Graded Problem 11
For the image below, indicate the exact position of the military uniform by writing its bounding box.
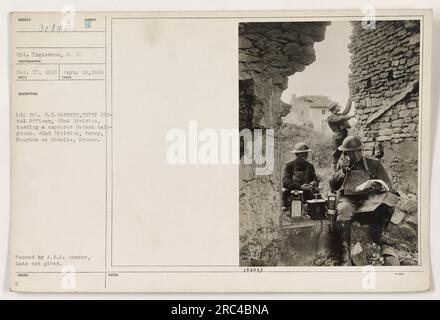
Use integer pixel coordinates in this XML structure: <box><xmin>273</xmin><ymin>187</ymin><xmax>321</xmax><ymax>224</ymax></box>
<box><xmin>329</xmin><ymin>136</ymin><xmax>396</xmax><ymax>266</ymax></box>
<box><xmin>282</xmin><ymin>157</ymin><xmax>319</xmax><ymax>208</ymax></box>
<box><xmin>330</xmin><ymin>155</ymin><xmax>393</xmax><ymax>221</ymax></box>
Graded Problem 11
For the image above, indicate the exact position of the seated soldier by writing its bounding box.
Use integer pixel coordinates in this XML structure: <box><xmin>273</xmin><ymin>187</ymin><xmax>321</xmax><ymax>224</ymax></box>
<box><xmin>329</xmin><ymin>136</ymin><xmax>395</xmax><ymax>266</ymax></box>
<box><xmin>282</xmin><ymin>142</ymin><xmax>320</xmax><ymax>212</ymax></box>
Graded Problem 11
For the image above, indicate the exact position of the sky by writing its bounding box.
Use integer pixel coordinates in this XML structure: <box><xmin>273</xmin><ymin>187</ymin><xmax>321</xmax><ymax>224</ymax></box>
<box><xmin>281</xmin><ymin>21</ymin><xmax>352</xmax><ymax>106</ymax></box>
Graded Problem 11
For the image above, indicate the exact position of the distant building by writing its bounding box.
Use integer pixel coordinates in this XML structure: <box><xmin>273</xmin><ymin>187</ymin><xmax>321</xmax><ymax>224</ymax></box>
<box><xmin>284</xmin><ymin>95</ymin><xmax>334</xmax><ymax>135</ymax></box>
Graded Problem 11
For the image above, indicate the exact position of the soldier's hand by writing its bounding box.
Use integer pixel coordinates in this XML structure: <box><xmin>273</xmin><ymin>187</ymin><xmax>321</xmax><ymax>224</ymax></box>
<box><xmin>340</xmin><ymin>158</ymin><xmax>351</xmax><ymax>173</ymax></box>
<box><xmin>368</xmin><ymin>181</ymin><xmax>384</xmax><ymax>193</ymax></box>
<box><xmin>301</xmin><ymin>184</ymin><xmax>311</xmax><ymax>190</ymax></box>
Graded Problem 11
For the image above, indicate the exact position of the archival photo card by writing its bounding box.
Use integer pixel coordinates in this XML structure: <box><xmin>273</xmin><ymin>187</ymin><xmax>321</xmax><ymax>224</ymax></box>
<box><xmin>10</xmin><ymin>10</ymin><xmax>432</xmax><ymax>292</ymax></box>
<box><xmin>239</xmin><ymin>19</ymin><xmax>422</xmax><ymax>268</ymax></box>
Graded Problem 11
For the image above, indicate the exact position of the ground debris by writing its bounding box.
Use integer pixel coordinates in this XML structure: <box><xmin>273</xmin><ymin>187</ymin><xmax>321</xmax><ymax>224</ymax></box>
<box><xmin>350</xmin><ymin>218</ymin><xmax>418</xmax><ymax>266</ymax></box>
<box><xmin>391</xmin><ymin>209</ymin><xmax>406</xmax><ymax>225</ymax></box>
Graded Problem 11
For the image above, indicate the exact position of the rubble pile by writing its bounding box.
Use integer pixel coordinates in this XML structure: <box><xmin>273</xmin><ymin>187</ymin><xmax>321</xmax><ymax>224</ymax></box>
<box><xmin>350</xmin><ymin>194</ymin><xmax>418</xmax><ymax>266</ymax></box>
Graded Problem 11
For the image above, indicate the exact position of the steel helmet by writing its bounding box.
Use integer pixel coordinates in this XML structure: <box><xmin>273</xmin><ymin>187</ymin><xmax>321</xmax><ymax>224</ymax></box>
<box><xmin>327</xmin><ymin>101</ymin><xmax>339</xmax><ymax>112</ymax></box>
<box><xmin>291</xmin><ymin>142</ymin><xmax>312</xmax><ymax>154</ymax></box>
<box><xmin>338</xmin><ymin>136</ymin><xmax>362</xmax><ymax>151</ymax></box>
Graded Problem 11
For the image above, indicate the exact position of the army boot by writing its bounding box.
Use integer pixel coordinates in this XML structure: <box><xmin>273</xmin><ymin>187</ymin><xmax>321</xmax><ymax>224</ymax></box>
<box><xmin>376</xmin><ymin>207</ymin><xmax>395</xmax><ymax>246</ymax></box>
<box><xmin>336</xmin><ymin>222</ymin><xmax>352</xmax><ymax>266</ymax></box>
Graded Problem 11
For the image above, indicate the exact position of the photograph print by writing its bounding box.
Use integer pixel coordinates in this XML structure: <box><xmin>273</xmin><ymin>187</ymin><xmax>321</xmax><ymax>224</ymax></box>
<box><xmin>239</xmin><ymin>19</ymin><xmax>420</xmax><ymax>267</ymax></box>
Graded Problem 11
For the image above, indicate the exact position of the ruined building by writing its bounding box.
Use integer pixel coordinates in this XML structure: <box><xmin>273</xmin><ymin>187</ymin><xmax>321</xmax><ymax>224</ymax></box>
<box><xmin>349</xmin><ymin>20</ymin><xmax>420</xmax><ymax>196</ymax></box>
<box><xmin>344</xmin><ymin>21</ymin><xmax>421</xmax><ymax>266</ymax></box>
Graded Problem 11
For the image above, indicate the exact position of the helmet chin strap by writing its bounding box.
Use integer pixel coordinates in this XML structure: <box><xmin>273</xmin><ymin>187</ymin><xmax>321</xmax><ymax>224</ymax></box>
<box><xmin>354</xmin><ymin>150</ymin><xmax>363</xmax><ymax>162</ymax></box>
<box><xmin>296</xmin><ymin>152</ymin><xmax>307</xmax><ymax>160</ymax></box>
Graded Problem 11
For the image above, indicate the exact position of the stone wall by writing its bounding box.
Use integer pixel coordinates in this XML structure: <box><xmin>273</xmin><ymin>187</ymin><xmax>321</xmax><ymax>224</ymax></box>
<box><xmin>349</xmin><ymin>20</ymin><xmax>420</xmax><ymax>195</ymax></box>
<box><xmin>239</xmin><ymin>22</ymin><xmax>329</xmax><ymax>130</ymax></box>
<box><xmin>238</xmin><ymin>22</ymin><xmax>329</xmax><ymax>265</ymax></box>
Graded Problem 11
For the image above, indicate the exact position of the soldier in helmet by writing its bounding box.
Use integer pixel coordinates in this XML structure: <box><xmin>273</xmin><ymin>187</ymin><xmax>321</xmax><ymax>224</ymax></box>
<box><xmin>282</xmin><ymin>142</ymin><xmax>320</xmax><ymax>212</ymax></box>
<box><xmin>327</xmin><ymin>97</ymin><xmax>356</xmax><ymax>171</ymax></box>
<box><xmin>329</xmin><ymin>136</ymin><xmax>394</xmax><ymax>266</ymax></box>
